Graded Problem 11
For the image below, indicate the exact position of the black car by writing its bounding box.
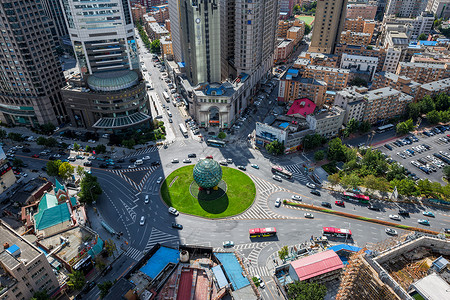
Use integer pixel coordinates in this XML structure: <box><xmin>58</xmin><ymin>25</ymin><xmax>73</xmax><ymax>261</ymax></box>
<box><xmin>129</xmin><ymin>158</ymin><xmax>137</xmax><ymax>163</ymax></box>
<box><xmin>22</xmin><ymin>148</ymin><xmax>31</xmax><ymax>153</ymax></box>
<box><xmin>398</xmin><ymin>210</ymin><xmax>409</xmax><ymax>216</ymax></box>
<box><xmin>99</xmin><ymin>163</ymin><xmax>108</xmax><ymax>168</ymax></box>
<box><xmin>321</xmin><ymin>201</ymin><xmax>331</xmax><ymax>208</ymax></box>
<box><xmin>31</xmin><ymin>169</ymin><xmax>39</xmax><ymax>173</ymax></box>
<box><xmin>83</xmin><ymin>161</ymin><xmax>92</xmax><ymax>166</ymax></box>
<box><xmin>384</xmin><ymin>144</ymin><xmax>393</xmax><ymax>150</ymax></box>
<box><xmin>85</xmin><ymin>281</ymin><xmax>96</xmax><ymax>292</ymax></box>
<box><xmin>172</xmin><ymin>223</ymin><xmax>183</xmax><ymax>230</ymax></box>
<box><xmin>41</xmin><ymin>166</ymin><xmax>47</xmax><ymax>171</ymax></box>
<box><xmin>310</xmin><ymin>190</ymin><xmax>321</xmax><ymax>196</ymax></box>
<box><xmin>188</xmin><ymin>153</ymin><xmax>197</xmax><ymax>158</ymax></box>
<box><xmin>368</xmin><ymin>205</ymin><xmax>381</xmax><ymax>211</ymax></box>
<box><xmin>151</xmin><ymin>161</ymin><xmax>161</xmax><ymax>166</ymax></box>
<box><xmin>113</xmin><ymin>165</ymin><xmax>122</xmax><ymax>169</ymax></box>
<box><xmin>117</xmin><ymin>158</ymin><xmax>124</xmax><ymax>163</ymax></box>
<box><xmin>48</xmin><ymin>156</ymin><xmax>56</xmax><ymax>161</ymax></box>
<box><xmin>59</xmin><ymin>151</ymin><xmax>66</xmax><ymax>156</ymax></box>
<box><xmin>238</xmin><ymin>165</ymin><xmax>246</xmax><ymax>171</ymax></box>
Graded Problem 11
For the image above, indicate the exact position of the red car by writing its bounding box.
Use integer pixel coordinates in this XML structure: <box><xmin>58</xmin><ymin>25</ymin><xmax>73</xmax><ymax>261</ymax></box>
<box><xmin>206</xmin><ymin>155</ymin><xmax>213</xmax><ymax>159</ymax></box>
<box><xmin>31</xmin><ymin>154</ymin><xmax>39</xmax><ymax>158</ymax></box>
<box><xmin>335</xmin><ymin>200</ymin><xmax>345</xmax><ymax>207</ymax></box>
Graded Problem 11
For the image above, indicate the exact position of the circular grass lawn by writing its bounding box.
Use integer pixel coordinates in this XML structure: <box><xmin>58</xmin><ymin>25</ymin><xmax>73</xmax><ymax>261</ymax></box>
<box><xmin>161</xmin><ymin>165</ymin><xmax>256</xmax><ymax>218</ymax></box>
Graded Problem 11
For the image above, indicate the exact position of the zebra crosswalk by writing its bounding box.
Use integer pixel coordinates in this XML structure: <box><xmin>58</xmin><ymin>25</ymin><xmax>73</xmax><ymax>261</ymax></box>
<box><xmin>122</xmin><ymin>145</ymin><xmax>163</xmax><ymax>159</ymax></box>
<box><xmin>108</xmin><ymin>165</ymin><xmax>159</xmax><ymax>191</ymax></box>
<box><xmin>247</xmin><ymin>266</ymin><xmax>271</xmax><ymax>277</ymax></box>
<box><xmin>213</xmin><ymin>242</ymin><xmax>272</xmax><ymax>252</ymax></box>
<box><xmin>143</xmin><ymin>227</ymin><xmax>180</xmax><ymax>253</ymax></box>
<box><xmin>283</xmin><ymin>164</ymin><xmax>311</xmax><ymax>183</ymax></box>
<box><xmin>228</xmin><ymin>175</ymin><xmax>290</xmax><ymax>220</ymax></box>
<box><xmin>124</xmin><ymin>246</ymin><xmax>145</xmax><ymax>261</ymax></box>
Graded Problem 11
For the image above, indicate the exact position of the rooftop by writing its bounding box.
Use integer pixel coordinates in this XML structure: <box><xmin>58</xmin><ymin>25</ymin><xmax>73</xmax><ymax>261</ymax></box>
<box><xmin>306</xmin><ymin>65</ymin><xmax>350</xmax><ymax>73</ymax></box>
<box><xmin>364</xmin><ymin>87</ymin><xmax>411</xmax><ymax>101</ymax></box>
<box><xmin>314</xmin><ymin>106</ymin><xmax>345</xmax><ymax>120</ymax></box>
<box><xmin>400</xmin><ymin>62</ymin><xmax>447</xmax><ymax>69</ymax></box>
<box><xmin>410</xmin><ymin>273</ymin><xmax>450</xmax><ymax>300</ymax></box>
<box><xmin>34</xmin><ymin>194</ymin><xmax>71</xmax><ymax>231</ymax></box>
<box><xmin>290</xmin><ymin>250</ymin><xmax>344</xmax><ymax>281</ymax></box>
<box><xmin>420</xmin><ymin>78</ymin><xmax>450</xmax><ymax>91</ymax></box>
<box><xmin>87</xmin><ymin>70</ymin><xmax>139</xmax><ymax>92</ymax></box>
<box><xmin>287</xmin><ymin>98</ymin><xmax>316</xmax><ymax>117</ymax></box>
<box><xmin>92</xmin><ymin>112</ymin><xmax>151</xmax><ymax>129</ymax></box>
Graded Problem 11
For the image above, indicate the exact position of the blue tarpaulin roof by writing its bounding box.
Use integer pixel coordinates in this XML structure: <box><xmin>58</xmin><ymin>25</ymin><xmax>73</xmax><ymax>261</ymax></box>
<box><xmin>328</xmin><ymin>244</ymin><xmax>371</xmax><ymax>254</ymax></box>
<box><xmin>178</xmin><ymin>62</ymin><xmax>185</xmax><ymax>68</ymax></box>
<box><xmin>287</xmin><ymin>69</ymin><xmax>299</xmax><ymax>76</ymax></box>
<box><xmin>279</xmin><ymin>122</ymin><xmax>289</xmax><ymax>129</ymax></box>
<box><xmin>418</xmin><ymin>41</ymin><xmax>437</xmax><ymax>46</ymax></box>
<box><xmin>140</xmin><ymin>247</ymin><xmax>179</xmax><ymax>279</ymax></box>
<box><xmin>215</xmin><ymin>253</ymin><xmax>250</xmax><ymax>290</ymax></box>
<box><xmin>212</xmin><ymin>265</ymin><xmax>228</xmax><ymax>289</ymax></box>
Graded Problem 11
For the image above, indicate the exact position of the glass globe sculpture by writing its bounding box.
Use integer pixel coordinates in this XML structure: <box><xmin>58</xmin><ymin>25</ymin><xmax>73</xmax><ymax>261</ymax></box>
<box><xmin>193</xmin><ymin>159</ymin><xmax>223</xmax><ymax>189</ymax></box>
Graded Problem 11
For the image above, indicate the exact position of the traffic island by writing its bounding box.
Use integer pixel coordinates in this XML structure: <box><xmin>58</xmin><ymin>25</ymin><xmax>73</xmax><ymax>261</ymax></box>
<box><xmin>161</xmin><ymin>165</ymin><xmax>255</xmax><ymax>218</ymax></box>
<box><xmin>283</xmin><ymin>200</ymin><xmax>443</xmax><ymax>236</ymax></box>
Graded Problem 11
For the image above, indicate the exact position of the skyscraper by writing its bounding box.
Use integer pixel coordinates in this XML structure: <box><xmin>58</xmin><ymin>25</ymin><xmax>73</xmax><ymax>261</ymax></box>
<box><xmin>310</xmin><ymin>0</ymin><xmax>348</xmax><ymax>54</ymax></box>
<box><xmin>385</xmin><ymin>0</ymin><xmax>428</xmax><ymax>18</ymax></box>
<box><xmin>179</xmin><ymin>0</ymin><xmax>221</xmax><ymax>85</ymax></box>
<box><xmin>60</xmin><ymin>0</ymin><xmax>151</xmax><ymax>130</ymax></box>
<box><xmin>168</xmin><ymin>0</ymin><xmax>183</xmax><ymax>63</ymax></box>
<box><xmin>0</xmin><ymin>0</ymin><xmax>67</xmax><ymax>127</ymax></box>
<box><xmin>42</xmin><ymin>0</ymin><xmax>69</xmax><ymax>44</ymax></box>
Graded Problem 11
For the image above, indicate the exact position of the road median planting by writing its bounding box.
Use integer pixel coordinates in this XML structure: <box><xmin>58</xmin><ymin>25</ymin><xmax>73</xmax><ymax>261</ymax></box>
<box><xmin>283</xmin><ymin>200</ymin><xmax>440</xmax><ymax>235</ymax></box>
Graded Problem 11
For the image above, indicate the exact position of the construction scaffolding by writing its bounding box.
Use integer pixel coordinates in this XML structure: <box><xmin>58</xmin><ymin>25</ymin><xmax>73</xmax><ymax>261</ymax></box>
<box><xmin>335</xmin><ymin>249</ymin><xmax>401</xmax><ymax>300</ymax></box>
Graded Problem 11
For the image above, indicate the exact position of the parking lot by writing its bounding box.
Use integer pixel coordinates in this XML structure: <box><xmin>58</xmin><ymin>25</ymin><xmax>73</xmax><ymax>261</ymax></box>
<box><xmin>378</xmin><ymin>125</ymin><xmax>450</xmax><ymax>184</ymax></box>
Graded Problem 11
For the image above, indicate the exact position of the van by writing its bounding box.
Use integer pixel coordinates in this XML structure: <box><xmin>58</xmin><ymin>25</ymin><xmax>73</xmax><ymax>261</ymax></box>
<box><xmin>167</xmin><ymin>111</ymin><xmax>172</xmax><ymax>117</ymax></box>
<box><xmin>135</xmin><ymin>159</ymin><xmax>143</xmax><ymax>166</ymax></box>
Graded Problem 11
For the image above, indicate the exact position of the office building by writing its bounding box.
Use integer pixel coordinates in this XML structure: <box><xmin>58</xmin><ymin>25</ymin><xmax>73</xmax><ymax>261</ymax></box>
<box><xmin>42</xmin><ymin>0</ymin><xmax>69</xmax><ymax>44</ymax></box>
<box><xmin>310</xmin><ymin>0</ymin><xmax>348</xmax><ymax>54</ymax></box>
<box><xmin>179</xmin><ymin>0</ymin><xmax>221</xmax><ymax>85</ymax></box>
<box><xmin>168</xmin><ymin>0</ymin><xmax>183</xmax><ymax>63</ymax></box>
<box><xmin>396</xmin><ymin>62</ymin><xmax>449</xmax><ymax>84</ymax></box>
<box><xmin>60</xmin><ymin>0</ymin><xmax>151</xmax><ymax>130</ymax></box>
<box><xmin>0</xmin><ymin>0</ymin><xmax>67</xmax><ymax>127</ymax></box>
<box><xmin>427</xmin><ymin>0</ymin><xmax>450</xmax><ymax>19</ymax></box>
<box><xmin>384</xmin><ymin>0</ymin><xmax>428</xmax><ymax>18</ymax></box>
<box><xmin>0</xmin><ymin>220</ymin><xmax>60</xmax><ymax>299</ymax></box>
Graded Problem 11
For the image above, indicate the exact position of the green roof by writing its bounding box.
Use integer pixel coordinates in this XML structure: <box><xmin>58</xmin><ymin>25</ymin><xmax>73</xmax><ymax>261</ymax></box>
<box><xmin>87</xmin><ymin>70</ymin><xmax>139</xmax><ymax>92</ymax></box>
<box><xmin>34</xmin><ymin>204</ymin><xmax>71</xmax><ymax>230</ymax></box>
<box><xmin>70</xmin><ymin>197</ymin><xmax>77</xmax><ymax>207</ymax></box>
<box><xmin>54</xmin><ymin>179</ymin><xmax>66</xmax><ymax>193</ymax></box>
<box><xmin>38</xmin><ymin>194</ymin><xmax>59</xmax><ymax>211</ymax></box>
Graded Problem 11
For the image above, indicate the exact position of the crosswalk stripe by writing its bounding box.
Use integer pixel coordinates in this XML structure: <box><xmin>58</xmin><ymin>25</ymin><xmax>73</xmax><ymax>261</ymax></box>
<box><xmin>247</xmin><ymin>266</ymin><xmax>271</xmax><ymax>277</ymax></box>
<box><xmin>125</xmin><ymin>247</ymin><xmax>144</xmax><ymax>261</ymax></box>
<box><xmin>143</xmin><ymin>227</ymin><xmax>180</xmax><ymax>253</ymax></box>
<box><xmin>106</xmin><ymin>166</ymin><xmax>159</xmax><ymax>191</ymax></box>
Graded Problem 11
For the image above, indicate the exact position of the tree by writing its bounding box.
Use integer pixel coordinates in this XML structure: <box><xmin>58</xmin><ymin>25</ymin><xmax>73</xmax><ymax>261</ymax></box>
<box><xmin>327</xmin><ymin>138</ymin><xmax>345</xmax><ymax>161</ymax></box>
<box><xmin>346</xmin><ymin>118</ymin><xmax>360</xmax><ymax>133</ymax></box>
<box><xmin>302</xmin><ymin>134</ymin><xmax>326</xmax><ymax>150</ymax></box>
<box><xmin>304</xmin><ymin>23</ymin><xmax>311</xmax><ymax>35</ymax></box>
<box><xmin>293</xmin><ymin>4</ymin><xmax>301</xmax><ymax>15</ymax></box>
<box><xmin>37</xmin><ymin>136</ymin><xmax>47</xmax><ymax>146</ymax></box>
<box><xmin>266</xmin><ymin>140</ymin><xmax>285</xmax><ymax>155</ymax></box>
<box><xmin>349</xmin><ymin>77</ymin><xmax>368</xmax><ymax>87</ymax></box>
<box><xmin>359</xmin><ymin>121</ymin><xmax>371</xmax><ymax>133</ymax></box>
<box><xmin>59</xmin><ymin>162</ymin><xmax>75</xmax><ymax>180</ymax></box>
<box><xmin>419</xmin><ymin>95</ymin><xmax>435</xmax><ymax>114</ymax></box>
<box><xmin>76</xmin><ymin>166</ymin><xmax>85</xmax><ymax>178</ymax></box>
<box><xmin>417</xmin><ymin>179</ymin><xmax>433</xmax><ymax>196</ymax></box>
<box><xmin>444</xmin><ymin>166</ymin><xmax>450</xmax><ymax>179</ymax></box>
<box><xmin>46</xmin><ymin>160</ymin><xmax>62</xmax><ymax>177</ymax></box>
<box><xmin>376</xmin><ymin>177</ymin><xmax>390</xmax><ymax>194</ymax></box>
<box><xmin>427</xmin><ymin>110</ymin><xmax>441</xmax><ymax>124</ymax></box>
<box><xmin>314</xmin><ymin>150</ymin><xmax>325</xmax><ymax>161</ymax></box>
<box><xmin>7</xmin><ymin>132</ymin><xmax>24</xmax><ymax>142</ymax></box>
<box><xmin>418</xmin><ymin>33</ymin><xmax>428</xmax><ymax>40</ymax></box>
<box><xmin>252</xmin><ymin>277</ymin><xmax>260</xmax><ymax>287</ymax></box>
<box><xmin>40</xmin><ymin>123</ymin><xmax>56</xmax><ymax>135</ymax></box>
<box><xmin>79</xmin><ymin>173</ymin><xmax>102</xmax><ymax>204</ymax></box>
<box><xmin>73</xmin><ymin>142</ymin><xmax>80</xmax><ymax>152</ymax></box>
<box><xmin>341</xmin><ymin>173</ymin><xmax>360</xmax><ymax>189</ymax></box>
<box><xmin>46</xmin><ymin>137</ymin><xmax>58</xmax><ymax>148</ymax></box>
<box><xmin>67</xmin><ymin>270</ymin><xmax>85</xmax><ymax>291</ymax></box>
<box><xmin>0</xmin><ymin>129</ymin><xmax>6</xmax><ymax>140</ymax></box>
<box><xmin>439</xmin><ymin>110</ymin><xmax>450</xmax><ymax>123</ymax></box>
<box><xmin>12</xmin><ymin>158</ymin><xmax>24</xmax><ymax>168</ymax></box>
<box><xmin>287</xmin><ymin>281</ymin><xmax>327</xmax><ymax>300</ymax></box>
<box><xmin>217</xmin><ymin>131</ymin><xmax>227</xmax><ymax>139</ymax></box>
<box><xmin>104</xmin><ymin>239</ymin><xmax>117</xmax><ymax>257</ymax></box>
<box><xmin>31</xmin><ymin>290</ymin><xmax>49</xmax><ymax>300</ymax></box>
<box><xmin>95</xmin><ymin>144</ymin><xmax>106</xmax><ymax>154</ymax></box>
<box><xmin>327</xmin><ymin>173</ymin><xmax>340</xmax><ymax>188</ymax></box>
<box><xmin>396</xmin><ymin>119</ymin><xmax>414</xmax><ymax>134</ymax></box>
<box><xmin>364</xmin><ymin>175</ymin><xmax>378</xmax><ymax>193</ymax></box>
<box><xmin>150</xmin><ymin>39</ymin><xmax>161</xmax><ymax>54</ymax></box>
<box><xmin>406</xmin><ymin>102</ymin><xmax>421</xmax><ymax>120</ymax></box>
<box><xmin>122</xmin><ymin>139</ymin><xmax>136</xmax><ymax>149</ymax></box>
<box><xmin>278</xmin><ymin>245</ymin><xmax>289</xmax><ymax>261</ymax></box>
<box><xmin>97</xmin><ymin>281</ymin><xmax>113</xmax><ymax>299</ymax></box>
<box><xmin>435</xmin><ymin>93</ymin><xmax>450</xmax><ymax>111</ymax></box>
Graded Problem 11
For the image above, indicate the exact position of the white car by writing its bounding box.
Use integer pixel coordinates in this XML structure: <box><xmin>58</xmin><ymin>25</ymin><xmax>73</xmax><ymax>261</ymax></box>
<box><xmin>304</xmin><ymin>213</ymin><xmax>314</xmax><ymax>218</ymax></box>
<box><xmin>128</xmin><ymin>165</ymin><xmax>136</xmax><ymax>169</ymax></box>
<box><xmin>275</xmin><ymin>198</ymin><xmax>281</xmax><ymax>207</ymax></box>
<box><xmin>168</xmin><ymin>207</ymin><xmax>179</xmax><ymax>216</ymax></box>
<box><xmin>22</xmin><ymin>173</ymin><xmax>28</xmax><ymax>177</ymax></box>
<box><xmin>254</xmin><ymin>275</ymin><xmax>265</xmax><ymax>288</ymax></box>
<box><xmin>306</xmin><ymin>182</ymin><xmax>316</xmax><ymax>189</ymax></box>
<box><xmin>389</xmin><ymin>214</ymin><xmax>401</xmax><ymax>221</ymax></box>
<box><xmin>144</xmin><ymin>195</ymin><xmax>149</xmax><ymax>204</ymax></box>
<box><xmin>291</xmin><ymin>195</ymin><xmax>302</xmax><ymax>201</ymax></box>
<box><xmin>142</xmin><ymin>156</ymin><xmax>151</xmax><ymax>161</ymax></box>
<box><xmin>156</xmin><ymin>177</ymin><xmax>163</xmax><ymax>184</ymax></box>
<box><xmin>385</xmin><ymin>228</ymin><xmax>397</xmax><ymax>235</ymax></box>
<box><xmin>172</xmin><ymin>159</ymin><xmax>179</xmax><ymax>163</ymax></box>
<box><xmin>272</xmin><ymin>175</ymin><xmax>282</xmax><ymax>182</ymax></box>
<box><xmin>183</xmin><ymin>159</ymin><xmax>191</xmax><ymax>163</ymax></box>
<box><xmin>140</xmin><ymin>216</ymin><xmax>145</xmax><ymax>225</ymax></box>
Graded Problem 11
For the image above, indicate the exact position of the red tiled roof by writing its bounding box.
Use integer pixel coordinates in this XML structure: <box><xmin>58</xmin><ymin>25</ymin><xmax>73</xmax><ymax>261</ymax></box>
<box><xmin>286</xmin><ymin>98</ymin><xmax>316</xmax><ymax>117</ymax></box>
<box><xmin>290</xmin><ymin>250</ymin><xmax>343</xmax><ymax>281</ymax></box>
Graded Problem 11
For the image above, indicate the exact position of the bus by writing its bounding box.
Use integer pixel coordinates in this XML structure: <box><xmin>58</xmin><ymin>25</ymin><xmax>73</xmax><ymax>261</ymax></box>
<box><xmin>206</xmin><ymin>139</ymin><xmax>226</xmax><ymax>147</ymax></box>
<box><xmin>376</xmin><ymin>124</ymin><xmax>394</xmax><ymax>133</ymax></box>
<box><xmin>249</xmin><ymin>227</ymin><xmax>277</xmax><ymax>238</ymax></box>
<box><xmin>162</xmin><ymin>91</ymin><xmax>170</xmax><ymax>102</ymax></box>
<box><xmin>271</xmin><ymin>165</ymin><xmax>292</xmax><ymax>179</ymax></box>
<box><xmin>179</xmin><ymin>123</ymin><xmax>188</xmax><ymax>137</ymax></box>
<box><xmin>342</xmin><ymin>192</ymin><xmax>369</xmax><ymax>204</ymax></box>
<box><xmin>322</xmin><ymin>227</ymin><xmax>352</xmax><ymax>239</ymax></box>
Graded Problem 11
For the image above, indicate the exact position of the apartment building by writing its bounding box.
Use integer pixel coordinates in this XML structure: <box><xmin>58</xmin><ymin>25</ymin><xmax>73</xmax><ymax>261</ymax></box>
<box><xmin>310</xmin><ymin>0</ymin><xmax>348</xmax><ymax>54</ymax></box>
<box><xmin>160</xmin><ymin>36</ymin><xmax>173</xmax><ymax>60</ymax></box>
<box><xmin>297</xmin><ymin>52</ymin><xmax>339</xmax><ymax>68</ymax></box>
<box><xmin>304</xmin><ymin>65</ymin><xmax>350</xmax><ymax>90</ymax></box>
<box><xmin>340</xmin><ymin>31</ymin><xmax>372</xmax><ymax>47</ymax></box>
<box><xmin>0</xmin><ymin>221</ymin><xmax>60</xmax><ymax>299</ymax></box>
<box><xmin>287</xmin><ymin>25</ymin><xmax>305</xmax><ymax>44</ymax></box>
<box><xmin>278</xmin><ymin>20</ymin><xmax>292</xmax><ymax>38</ymax></box>
<box><xmin>415</xmin><ymin>78</ymin><xmax>450</xmax><ymax>101</ymax></box>
<box><xmin>383</xmin><ymin>12</ymin><xmax>434</xmax><ymax>40</ymax></box>
<box><xmin>427</xmin><ymin>0</ymin><xmax>450</xmax><ymax>19</ymax></box>
<box><xmin>382</xmin><ymin>47</ymin><xmax>402</xmax><ymax>73</ymax></box>
<box><xmin>148</xmin><ymin>5</ymin><xmax>170</xmax><ymax>24</ymax></box>
<box><xmin>0</xmin><ymin>0</ymin><xmax>67</xmax><ymax>127</ymax></box>
<box><xmin>0</xmin><ymin>149</ymin><xmax>15</xmax><ymax>195</ymax></box>
<box><xmin>131</xmin><ymin>4</ymin><xmax>147</xmax><ymax>23</ymax></box>
<box><xmin>372</xmin><ymin>72</ymin><xmax>420</xmax><ymax>96</ymax></box>
<box><xmin>384</xmin><ymin>0</ymin><xmax>429</xmax><ymax>18</ymax></box>
<box><xmin>396</xmin><ymin>62</ymin><xmax>450</xmax><ymax>84</ymax></box>
<box><xmin>278</xmin><ymin>69</ymin><xmax>327</xmax><ymax>107</ymax></box>
<box><xmin>276</xmin><ymin>40</ymin><xmax>295</xmax><ymax>63</ymax></box>
<box><xmin>346</xmin><ymin>3</ymin><xmax>377</xmax><ymax>19</ymax></box>
<box><xmin>146</xmin><ymin>22</ymin><xmax>169</xmax><ymax>40</ymax></box>
<box><xmin>306</xmin><ymin>106</ymin><xmax>345</xmax><ymax>138</ymax></box>
<box><xmin>340</xmin><ymin>53</ymin><xmax>379</xmax><ymax>80</ymax></box>
<box><xmin>362</xmin><ymin>87</ymin><xmax>413</xmax><ymax>124</ymax></box>
<box><xmin>343</xmin><ymin>17</ymin><xmax>376</xmax><ymax>40</ymax></box>
<box><xmin>334</xmin><ymin>87</ymin><xmax>366</xmax><ymax>123</ymax></box>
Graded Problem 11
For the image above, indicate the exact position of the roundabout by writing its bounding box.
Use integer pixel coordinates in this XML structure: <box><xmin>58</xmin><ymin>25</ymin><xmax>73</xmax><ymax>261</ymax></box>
<box><xmin>160</xmin><ymin>163</ymin><xmax>256</xmax><ymax>218</ymax></box>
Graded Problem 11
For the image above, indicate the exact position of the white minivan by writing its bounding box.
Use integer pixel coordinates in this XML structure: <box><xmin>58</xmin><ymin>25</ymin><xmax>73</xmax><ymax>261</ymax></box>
<box><xmin>135</xmin><ymin>159</ymin><xmax>143</xmax><ymax>166</ymax></box>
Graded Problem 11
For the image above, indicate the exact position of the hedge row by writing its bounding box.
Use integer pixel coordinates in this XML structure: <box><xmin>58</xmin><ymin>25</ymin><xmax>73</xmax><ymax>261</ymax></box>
<box><xmin>283</xmin><ymin>201</ymin><xmax>441</xmax><ymax>235</ymax></box>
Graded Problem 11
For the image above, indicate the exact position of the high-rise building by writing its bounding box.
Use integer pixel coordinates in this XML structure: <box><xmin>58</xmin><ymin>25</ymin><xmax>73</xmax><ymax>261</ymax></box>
<box><xmin>168</xmin><ymin>0</ymin><xmax>183</xmax><ymax>63</ymax></box>
<box><xmin>384</xmin><ymin>0</ymin><xmax>428</xmax><ymax>18</ymax></box>
<box><xmin>310</xmin><ymin>0</ymin><xmax>348</xmax><ymax>54</ymax></box>
<box><xmin>179</xmin><ymin>0</ymin><xmax>221</xmax><ymax>85</ymax></box>
<box><xmin>42</xmin><ymin>0</ymin><xmax>69</xmax><ymax>43</ymax></box>
<box><xmin>60</xmin><ymin>0</ymin><xmax>151</xmax><ymax>130</ymax></box>
<box><xmin>0</xmin><ymin>0</ymin><xmax>67</xmax><ymax>127</ymax></box>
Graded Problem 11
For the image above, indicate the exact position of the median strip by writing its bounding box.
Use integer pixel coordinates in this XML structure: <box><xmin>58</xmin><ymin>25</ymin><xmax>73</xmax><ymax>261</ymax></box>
<box><xmin>283</xmin><ymin>200</ymin><xmax>441</xmax><ymax>235</ymax></box>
